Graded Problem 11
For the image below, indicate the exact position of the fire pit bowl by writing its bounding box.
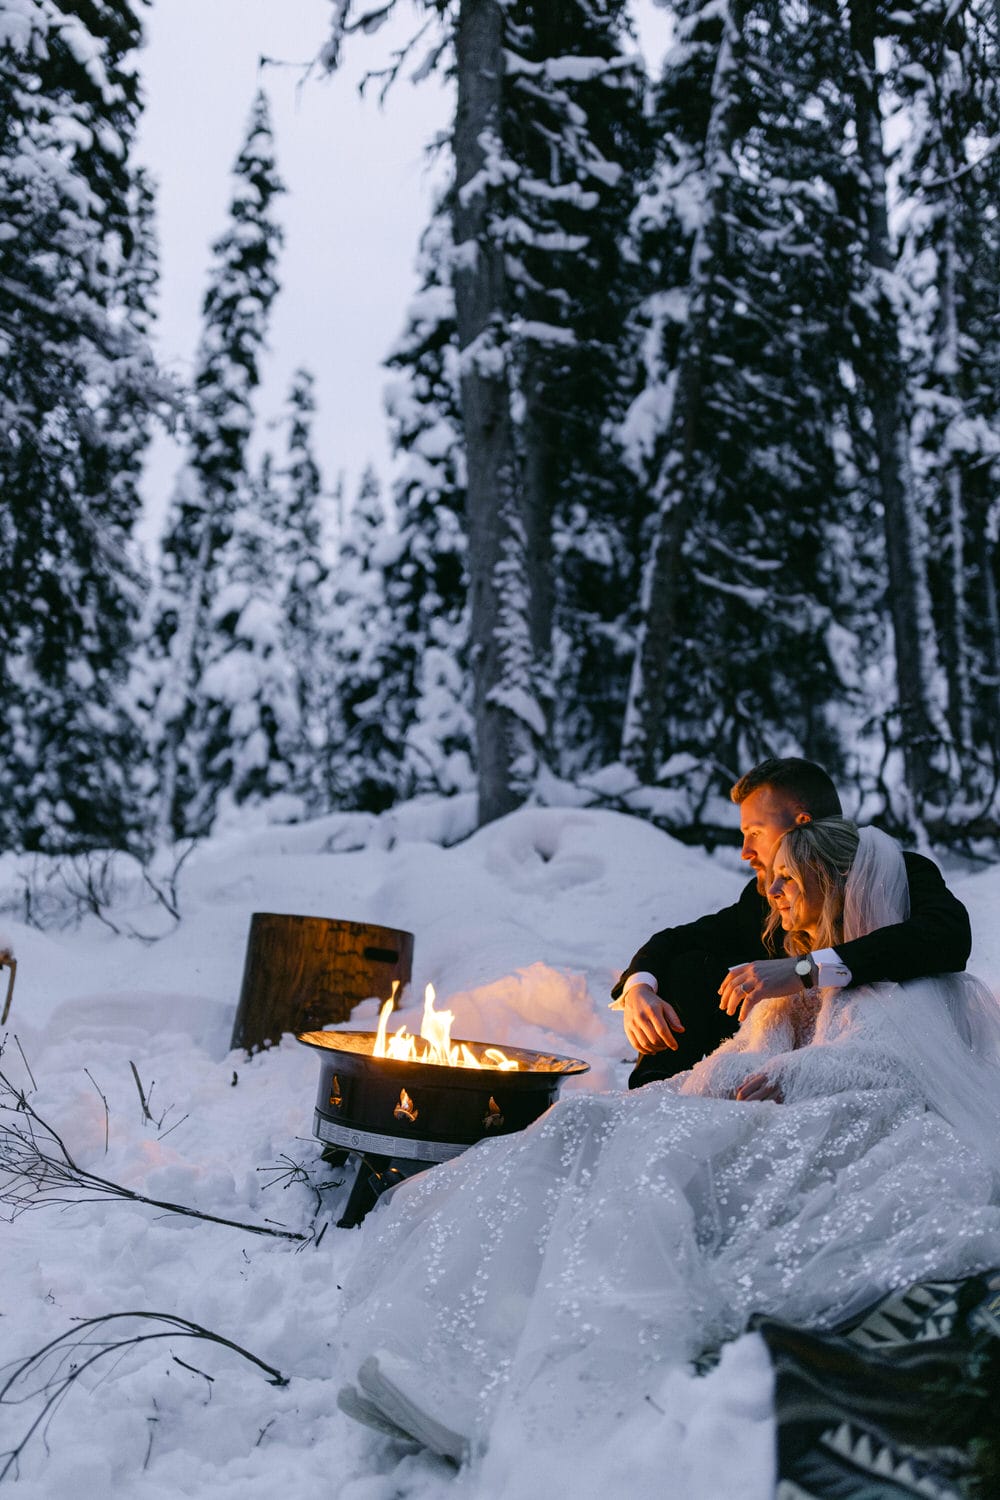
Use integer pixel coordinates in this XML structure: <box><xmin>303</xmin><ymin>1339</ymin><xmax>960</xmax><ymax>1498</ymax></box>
<box><xmin>297</xmin><ymin>1027</ymin><xmax>589</xmax><ymax>1224</ymax></box>
<box><xmin>299</xmin><ymin>1028</ymin><xmax>589</xmax><ymax>1161</ymax></box>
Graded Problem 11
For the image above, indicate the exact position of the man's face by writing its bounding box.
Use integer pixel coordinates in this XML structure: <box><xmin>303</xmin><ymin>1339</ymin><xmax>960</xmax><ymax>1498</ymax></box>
<box><xmin>739</xmin><ymin>785</ymin><xmax>802</xmax><ymax>891</ymax></box>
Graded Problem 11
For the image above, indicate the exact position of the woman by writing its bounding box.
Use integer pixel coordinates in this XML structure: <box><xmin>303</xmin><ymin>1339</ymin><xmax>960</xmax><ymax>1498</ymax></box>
<box><xmin>337</xmin><ymin>821</ymin><xmax>1000</xmax><ymax>1477</ymax></box>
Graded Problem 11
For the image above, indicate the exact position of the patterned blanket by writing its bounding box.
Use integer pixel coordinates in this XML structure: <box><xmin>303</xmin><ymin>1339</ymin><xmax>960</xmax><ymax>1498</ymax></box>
<box><xmin>754</xmin><ymin>1271</ymin><xmax>1000</xmax><ymax>1500</ymax></box>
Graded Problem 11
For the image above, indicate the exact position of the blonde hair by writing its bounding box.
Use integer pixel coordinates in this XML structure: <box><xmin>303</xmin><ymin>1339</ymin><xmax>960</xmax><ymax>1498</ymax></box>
<box><xmin>763</xmin><ymin>816</ymin><xmax>860</xmax><ymax>956</ymax></box>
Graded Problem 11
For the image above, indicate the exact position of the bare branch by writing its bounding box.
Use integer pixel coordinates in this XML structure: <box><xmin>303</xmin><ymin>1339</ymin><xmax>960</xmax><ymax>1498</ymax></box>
<box><xmin>922</xmin><ymin>134</ymin><xmax>1000</xmax><ymax>191</ymax></box>
<box><xmin>257</xmin><ymin>1150</ymin><xmax>347</xmax><ymax>1219</ymax></box>
<box><xmin>83</xmin><ymin>1070</ymin><xmax>109</xmax><ymax>1154</ymax></box>
<box><xmin>12</xmin><ymin>1038</ymin><xmax>36</xmax><ymax>1094</ymax></box>
<box><xmin>0</xmin><ymin>1312</ymin><xmax>288</xmax><ymax>1481</ymax></box>
<box><xmin>139</xmin><ymin>839</ymin><xmax>198</xmax><ymax>926</ymax></box>
<box><xmin>128</xmin><ymin>1061</ymin><xmax>155</xmax><ymax>1125</ymax></box>
<box><xmin>0</xmin><ymin>1068</ymin><xmax>307</xmax><ymax>1243</ymax></box>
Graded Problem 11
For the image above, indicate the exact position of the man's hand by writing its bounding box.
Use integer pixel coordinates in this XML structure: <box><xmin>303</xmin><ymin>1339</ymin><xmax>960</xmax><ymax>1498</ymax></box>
<box><xmin>734</xmin><ymin>1072</ymin><xmax>784</xmax><ymax>1103</ymax></box>
<box><xmin>623</xmin><ymin>984</ymin><xmax>686</xmax><ymax>1055</ymax></box>
<box><xmin>718</xmin><ymin>957</ymin><xmax>802</xmax><ymax>1021</ymax></box>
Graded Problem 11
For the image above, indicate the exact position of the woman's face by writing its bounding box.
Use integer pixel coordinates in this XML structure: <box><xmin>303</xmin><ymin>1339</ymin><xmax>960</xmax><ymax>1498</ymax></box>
<box><xmin>767</xmin><ymin>860</ymin><xmax>822</xmax><ymax>933</ymax></box>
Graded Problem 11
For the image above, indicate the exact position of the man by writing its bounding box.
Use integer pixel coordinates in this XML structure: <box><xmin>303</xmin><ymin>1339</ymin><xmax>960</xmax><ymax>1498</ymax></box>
<box><xmin>611</xmin><ymin>757</ymin><xmax>972</xmax><ymax>1090</ymax></box>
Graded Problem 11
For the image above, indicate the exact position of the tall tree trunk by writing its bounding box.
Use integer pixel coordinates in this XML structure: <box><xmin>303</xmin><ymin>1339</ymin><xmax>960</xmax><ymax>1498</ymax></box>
<box><xmin>519</xmin><ymin>354</ymin><xmax>555</xmax><ymax>684</ymax></box>
<box><xmin>937</xmin><ymin>212</ymin><xmax>973</xmax><ymax>753</ymax></box>
<box><xmin>976</xmin><ymin>507</ymin><xmax>1000</xmax><ymax>768</ymax></box>
<box><xmin>453</xmin><ymin>0</ymin><xmax>542</xmax><ymax>825</ymax></box>
<box><xmin>926</xmin><ymin>26</ymin><xmax>975</xmax><ymax>761</ymax></box>
<box><xmin>849</xmin><ymin>0</ymin><xmax>947</xmax><ymax>805</ymax></box>
<box><xmin>620</xmin><ymin>0</ymin><xmax>744</xmax><ymax>781</ymax></box>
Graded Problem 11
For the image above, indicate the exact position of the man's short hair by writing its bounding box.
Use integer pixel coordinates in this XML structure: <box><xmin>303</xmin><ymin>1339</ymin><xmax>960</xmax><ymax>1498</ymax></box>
<box><xmin>730</xmin><ymin>757</ymin><xmax>842</xmax><ymax>819</ymax></box>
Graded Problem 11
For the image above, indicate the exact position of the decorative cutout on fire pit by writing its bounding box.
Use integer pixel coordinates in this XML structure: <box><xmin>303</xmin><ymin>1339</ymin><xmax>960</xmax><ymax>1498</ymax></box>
<box><xmin>483</xmin><ymin>1096</ymin><xmax>505</xmax><ymax>1130</ymax></box>
<box><xmin>393</xmin><ymin>1087</ymin><xmax>419</xmax><ymax>1124</ymax></box>
<box><xmin>329</xmin><ymin>1074</ymin><xmax>344</xmax><ymax>1109</ymax></box>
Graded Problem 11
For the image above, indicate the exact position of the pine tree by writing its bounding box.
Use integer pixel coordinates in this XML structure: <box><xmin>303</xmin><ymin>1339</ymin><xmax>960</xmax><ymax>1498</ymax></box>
<box><xmin>147</xmin><ymin>89</ymin><xmax>284</xmax><ymax>840</ymax></box>
<box><xmin>846</xmin><ymin>0</ymin><xmax>950</xmax><ymax>811</ymax></box>
<box><xmin>323</xmin><ymin>0</ymin><xmax>1000</xmax><ymax>830</ymax></box>
<box><xmin>195</xmin><ymin>458</ymin><xmax>301</xmax><ymax>828</ymax></box>
<box><xmin>322</xmin><ymin>465</ymin><xmax>398</xmax><ymax>810</ymax></box>
<box><xmin>0</xmin><ymin>0</ymin><xmax>162</xmax><ymax>852</ymax></box>
<box><xmin>619</xmin><ymin>0</ymin><xmax>858</xmax><ymax>799</ymax></box>
<box><xmin>325</xmin><ymin>0</ymin><xmax>647</xmax><ymax>819</ymax></box>
<box><xmin>271</xmin><ymin>368</ymin><xmax>330</xmax><ymax>807</ymax></box>
<box><xmin>502</xmin><ymin>0</ymin><xmax>650</xmax><ymax>777</ymax></box>
<box><xmin>620</xmin><ymin>0</ymin><xmax>748</xmax><ymax>782</ymax></box>
<box><xmin>895</xmin><ymin>0</ymin><xmax>1000</xmax><ymax>803</ymax></box>
<box><xmin>379</xmin><ymin>206</ymin><xmax>474</xmax><ymax>799</ymax></box>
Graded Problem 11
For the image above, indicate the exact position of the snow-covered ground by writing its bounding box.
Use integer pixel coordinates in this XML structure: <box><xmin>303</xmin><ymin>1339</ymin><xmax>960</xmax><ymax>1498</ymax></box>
<box><xmin>1</xmin><ymin>803</ymin><xmax>997</xmax><ymax>1498</ymax></box>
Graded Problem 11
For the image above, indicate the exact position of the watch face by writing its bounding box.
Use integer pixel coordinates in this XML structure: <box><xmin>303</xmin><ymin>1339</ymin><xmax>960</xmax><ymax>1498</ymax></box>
<box><xmin>795</xmin><ymin>959</ymin><xmax>812</xmax><ymax>976</ymax></box>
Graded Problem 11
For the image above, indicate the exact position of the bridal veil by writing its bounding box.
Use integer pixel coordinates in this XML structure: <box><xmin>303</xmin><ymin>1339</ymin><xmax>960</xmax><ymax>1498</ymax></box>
<box><xmin>844</xmin><ymin>825</ymin><xmax>1000</xmax><ymax>1185</ymax></box>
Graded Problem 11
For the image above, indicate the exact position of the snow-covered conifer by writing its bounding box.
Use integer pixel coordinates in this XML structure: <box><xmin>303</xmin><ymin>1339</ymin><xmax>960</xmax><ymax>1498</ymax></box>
<box><xmin>321</xmin><ymin>466</ymin><xmax>398</xmax><ymax>810</ymax></box>
<box><xmin>618</xmin><ymin>1</ymin><xmax>855</xmax><ymax>791</ymax></box>
<box><xmin>147</xmin><ymin>89</ymin><xmax>285</xmax><ymax>840</ymax></box>
<box><xmin>192</xmin><ymin>460</ymin><xmax>302</xmax><ymax>830</ymax></box>
<box><xmin>844</xmin><ymin>0</ymin><xmax>950</xmax><ymax>810</ymax></box>
<box><xmin>378</xmin><ymin>205</ymin><xmax>474</xmax><ymax>799</ymax></box>
<box><xmin>270</xmin><ymin>368</ymin><xmax>330</xmax><ymax>807</ymax></box>
<box><xmin>0</xmin><ymin>0</ymin><xmax>162</xmax><ymax>852</ymax></box>
<box><xmin>325</xmin><ymin>0</ymin><xmax>647</xmax><ymax>818</ymax></box>
<box><xmin>501</xmin><ymin>1</ymin><xmax>649</xmax><ymax>777</ymax></box>
<box><xmin>895</xmin><ymin>2</ymin><xmax>1000</xmax><ymax>796</ymax></box>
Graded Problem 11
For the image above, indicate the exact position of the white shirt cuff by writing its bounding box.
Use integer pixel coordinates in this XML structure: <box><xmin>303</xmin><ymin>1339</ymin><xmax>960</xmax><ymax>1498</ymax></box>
<box><xmin>608</xmin><ymin>971</ymin><xmax>658</xmax><ymax>1010</ymax></box>
<box><xmin>812</xmin><ymin>947</ymin><xmax>851</xmax><ymax>988</ymax></box>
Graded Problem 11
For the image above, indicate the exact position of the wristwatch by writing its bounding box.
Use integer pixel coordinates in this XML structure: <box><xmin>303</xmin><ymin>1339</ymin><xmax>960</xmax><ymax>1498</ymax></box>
<box><xmin>794</xmin><ymin>956</ymin><xmax>814</xmax><ymax>989</ymax></box>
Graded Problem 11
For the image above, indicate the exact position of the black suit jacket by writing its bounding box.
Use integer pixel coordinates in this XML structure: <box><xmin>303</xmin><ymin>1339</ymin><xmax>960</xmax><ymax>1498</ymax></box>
<box><xmin>611</xmin><ymin>851</ymin><xmax>972</xmax><ymax>1004</ymax></box>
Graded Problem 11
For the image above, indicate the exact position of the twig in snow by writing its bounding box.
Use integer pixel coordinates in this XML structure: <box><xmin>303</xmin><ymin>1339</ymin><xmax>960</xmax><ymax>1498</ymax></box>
<box><xmin>0</xmin><ymin>1311</ymin><xmax>287</xmax><ymax>1482</ymax></box>
<box><xmin>139</xmin><ymin>839</ymin><xmax>197</xmax><ymax>926</ymax></box>
<box><xmin>155</xmin><ymin>1112</ymin><xmax>190</xmax><ymax>1142</ymax></box>
<box><xmin>171</xmin><ymin>1355</ymin><xmax>214</xmax><ymax>1386</ymax></box>
<box><xmin>129</xmin><ymin>1061</ymin><xmax>155</xmax><ymax>1124</ymax></box>
<box><xmin>0</xmin><ymin>1068</ymin><xmax>307</xmax><ymax>1243</ymax></box>
<box><xmin>128</xmin><ymin>1063</ymin><xmax>186</xmax><ymax>1137</ymax></box>
<box><xmin>83</xmin><ymin>1070</ymin><xmax>109</xmax><ymax>1154</ymax></box>
<box><xmin>12</xmin><ymin>1037</ymin><xmax>36</xmax><ymax>1094</ymax></box>
<box><xmin>143</xmin><ymin>1403</ymin><xmax>158</xmax><ymax>1472</ymax></box>
<box><xmin>257</xmin><ymin>1150</ymin><xmax>347</xmax><ymax>1218</ymax></box>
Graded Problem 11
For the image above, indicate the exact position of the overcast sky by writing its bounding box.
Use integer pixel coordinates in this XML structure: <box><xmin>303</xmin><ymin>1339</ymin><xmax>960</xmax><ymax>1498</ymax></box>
<box><xmin>135</xmin><ymin>1</ymin><xmax>671</xmax><ymax>553</ymax></box>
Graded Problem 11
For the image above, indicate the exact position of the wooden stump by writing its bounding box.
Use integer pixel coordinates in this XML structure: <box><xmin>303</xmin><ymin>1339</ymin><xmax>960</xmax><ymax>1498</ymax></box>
<box><xmin>230</xmin><ymin>913</ymin><xmax>414</xmax><ymax>1054</ymax></box>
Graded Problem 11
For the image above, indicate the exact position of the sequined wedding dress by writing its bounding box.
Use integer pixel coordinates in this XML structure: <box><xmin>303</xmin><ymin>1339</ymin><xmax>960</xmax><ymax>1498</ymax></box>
<box><xmin>336</xmin><ymin>830</ymin><xmax>1000</xmax><ymax>1479</ymax></box>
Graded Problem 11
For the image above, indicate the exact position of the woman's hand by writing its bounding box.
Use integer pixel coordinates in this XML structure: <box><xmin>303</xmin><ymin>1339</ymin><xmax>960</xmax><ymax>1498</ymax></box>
<box><xmin>734</xmin><ymin>1072</ymin><xmax>784</xmax><ymax>1103</ymax></box>
<box><xmin>623</xmin><ymin>984</ymin><xmax>686</xmax><ymax>1055</ymax></box>
<box><xmin>718</xmin><ymin>958</ymin><xmax>802</xmax><ymax>1020</ymax></box>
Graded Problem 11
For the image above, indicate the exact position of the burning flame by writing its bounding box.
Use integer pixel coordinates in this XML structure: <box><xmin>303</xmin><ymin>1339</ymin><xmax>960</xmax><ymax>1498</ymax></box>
<box><xmin>374</xmin><ymin>983</ymin><xmax>519</xmax><ymax>1071</ymax></box>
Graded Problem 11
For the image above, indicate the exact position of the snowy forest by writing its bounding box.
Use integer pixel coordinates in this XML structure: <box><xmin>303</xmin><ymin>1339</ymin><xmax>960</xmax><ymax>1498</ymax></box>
<box><xmin>2</xmin><ymin>0</ymin><xmax>999</xmax><ymax>860</ymax></box>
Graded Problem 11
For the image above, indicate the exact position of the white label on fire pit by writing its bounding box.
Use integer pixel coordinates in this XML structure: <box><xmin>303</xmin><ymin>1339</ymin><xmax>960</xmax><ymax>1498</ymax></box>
<box><xmin>313</xmin><ymin>1110</ymin><xmax>467</xmax><ymax>1163</ymax></box>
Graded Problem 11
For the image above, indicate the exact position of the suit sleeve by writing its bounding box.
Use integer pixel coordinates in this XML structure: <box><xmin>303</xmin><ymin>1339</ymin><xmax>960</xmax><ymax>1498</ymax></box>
<box><xmin>610</xmin><ymin>880</ymin><xmax>766</xmax><ymax>999</ymax></box>
<box><xmin>834</xmin><ymin>850</ymin><xmax>971</xmax><ymax>985</ymax></box>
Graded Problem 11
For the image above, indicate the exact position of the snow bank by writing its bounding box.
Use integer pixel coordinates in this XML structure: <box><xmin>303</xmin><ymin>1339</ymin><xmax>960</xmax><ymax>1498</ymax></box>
<box><xmin>0</xmin><ymin>802</ymin><xmax>995</xmax><ymax>1497</ymax></box>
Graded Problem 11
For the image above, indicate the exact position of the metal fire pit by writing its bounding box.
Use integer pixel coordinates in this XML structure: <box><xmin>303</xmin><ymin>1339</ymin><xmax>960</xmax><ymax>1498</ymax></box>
<box><xmin>297</xmin><ymin>1028</ymin><xmax>589</xmax><ymax>1225</ymax></box>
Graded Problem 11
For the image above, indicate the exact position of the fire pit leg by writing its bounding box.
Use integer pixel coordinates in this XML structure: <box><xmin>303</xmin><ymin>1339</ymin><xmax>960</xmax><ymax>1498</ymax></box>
<box><xmin>335</xmin><ymin>1151</ymin><xmax>392</xmax><ymax>1229</ymax></box>
<box><xmin>323</xmin><ymin>1149</ymin><xmax>431</xmax><ymax>1229</ymax></box>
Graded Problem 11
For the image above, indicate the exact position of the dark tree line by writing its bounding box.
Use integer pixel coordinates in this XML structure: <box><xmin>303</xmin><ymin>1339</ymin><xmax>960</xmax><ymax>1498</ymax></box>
<box><xmin>326</xmin><ymin>0</ymin><xmax>1000</xmax><ymax>841</ymax></box>
<box><xmin>2</xmin><ymin>0</ymin><xmax>999</xmax><ymax>854</ymax></box>
<box><xmin>0</xmin><ymin>0</ymin><xmax>165</xmax><ymax>853</ymax></box>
